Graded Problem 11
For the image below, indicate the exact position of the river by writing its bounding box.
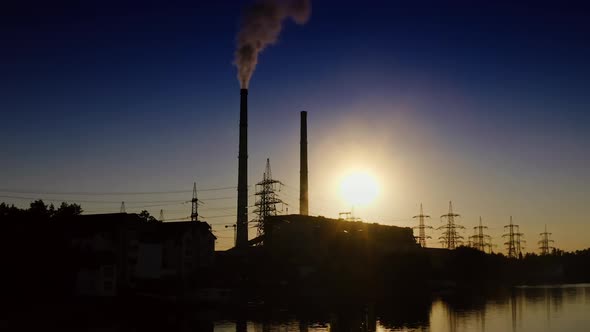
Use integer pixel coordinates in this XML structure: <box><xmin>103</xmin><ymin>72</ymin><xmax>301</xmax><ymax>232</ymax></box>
<box><xmin>211</xmin><ymin>284</ymin><xmax>590</xmax><ymax>332</ymax></box>
<box><xmin>26</xmin><ymin>283</ymin><xmax>589</xmax><ymax>331</ymax></box>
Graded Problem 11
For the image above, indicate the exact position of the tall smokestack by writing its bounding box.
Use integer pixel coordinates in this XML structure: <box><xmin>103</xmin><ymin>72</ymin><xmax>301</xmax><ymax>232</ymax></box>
<box><xmin>299</xmin><ymin>111</ymin><xmax>308</xmax><ymax>215</ymax></box>
<box><xmin>236</xmin><ymin>89</ymin><xmax>249</xmax><ymax>247</ymax></box>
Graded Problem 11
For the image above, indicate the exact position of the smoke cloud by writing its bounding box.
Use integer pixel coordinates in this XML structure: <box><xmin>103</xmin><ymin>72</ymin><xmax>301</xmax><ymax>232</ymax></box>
<box><xmin>235</xmin><ymin>0</ymin><xmax>311</xmax><ymax>88</ymax></box>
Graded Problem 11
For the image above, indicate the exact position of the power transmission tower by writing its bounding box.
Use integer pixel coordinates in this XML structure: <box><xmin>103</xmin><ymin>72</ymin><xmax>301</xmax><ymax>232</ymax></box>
<box><xmin>191</xmin><ymin>182</ymin><xmax>200</xmax><ymax>222</ymax></box>
<box><xmin>338</xmin><ymin>210</ymin><xmax>362</xmax><ymax>222</ymax></box>
<box><xmin>470</xmin><ymin>217</ymin><xmax>491</xmax><ymax>252</ymax></box>
<box><xmin>159</xmin><ymin>209</ymin><xmax>164</xmax><ymax>222</ymax></box>
<box><xmin>413</xmin><ymin>203</ymin><xmax>432</xmax><ymax>247</ymax></box>
<box><xmin>120</xmin><ymin>201</ymin><xmax>126</xmax><ymax>213</ymax></box>
<box><xmin>538</xmin><ymin>224</ymin><xmax>554</xmax><ymax>255</ymax></box>
<box><xmin>253</xmin><ymin>159</ymin><xmax>283</xmax><ymax>238</ymax></box>
<box><xmin>503</xmin><ymin>216</ymin><xmax>524</xmax><ymax>258</ymax></box>
<box><xmin>438</xmin><ymin>201</ymin><xmax>464</xmax><ymax>249</ymax></box>
<box><xmin>339</xmin><ymin>211</ymin><xmax>352</xmax><ymax>221</ymax></box>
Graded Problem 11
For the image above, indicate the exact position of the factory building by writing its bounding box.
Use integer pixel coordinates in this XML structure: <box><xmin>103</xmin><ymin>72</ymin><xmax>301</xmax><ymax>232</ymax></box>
<box><xmin>263</xmin><ymin>214</ymin><xmax>418</xmax><ymax>256</ymax></box>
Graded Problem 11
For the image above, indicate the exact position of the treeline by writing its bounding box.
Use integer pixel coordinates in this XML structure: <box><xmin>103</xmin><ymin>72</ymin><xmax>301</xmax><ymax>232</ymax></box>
<box><xmin>1</xmin><ymin>200</ymin><xmax>85</xmax><ymax>306</ymax></box>
<box><xmin>0</xmin><ymin>200</ymin><xmax>159</xmax><ymax>222</ymax></box>
<box><xmin>226</xmin><ymin>244</ymin><xmax>590</xmax><ymax>300</ymax></box>
<box><xmin>431</xmin><ymin>246</ymin><xmax>590</xmax><ymax>286</ymax></box>
<box><xmin>0</xmin><ymin>200</ymin><xmax>83</xmax><ymax>220</ymax></box>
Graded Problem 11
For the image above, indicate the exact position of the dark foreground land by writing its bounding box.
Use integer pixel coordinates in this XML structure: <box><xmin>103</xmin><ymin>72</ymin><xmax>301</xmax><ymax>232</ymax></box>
<box><xmin>1</xmin><ymin>203</ymin><xmax>590</xmax><ymax>317</ymax></box>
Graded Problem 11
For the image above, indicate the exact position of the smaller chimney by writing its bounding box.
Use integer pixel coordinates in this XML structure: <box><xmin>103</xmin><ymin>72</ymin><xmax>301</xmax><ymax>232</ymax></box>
<box><xmin>300</xmin><ymin>111</ymin><xmax>309</xmax><ymax>215</ymax></box>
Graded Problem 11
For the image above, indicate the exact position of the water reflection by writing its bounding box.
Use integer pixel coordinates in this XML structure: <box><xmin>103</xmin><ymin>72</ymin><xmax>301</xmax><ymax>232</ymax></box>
<box><xmin>215</xmin><ymin>285</ymin><xmax>590</xmax><ymax>332</ymax></box>
<box><xmin>27</xmin><ymin>284</ymin><xmax>590</xmax><ymax>331</ymax></box>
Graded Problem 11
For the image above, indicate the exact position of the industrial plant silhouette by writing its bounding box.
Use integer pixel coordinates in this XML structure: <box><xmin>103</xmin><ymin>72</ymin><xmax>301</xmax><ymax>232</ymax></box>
<box><xmin>2</xmin><ymin>0</ymin><xmax>590</xmax><ymax>331</ymax></box>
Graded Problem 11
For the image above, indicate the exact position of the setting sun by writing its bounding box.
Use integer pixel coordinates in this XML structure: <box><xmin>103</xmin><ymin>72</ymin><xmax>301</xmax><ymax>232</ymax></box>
<box><xmin>339</xmin><ymin>171</ymin><xmax>379</xmax><ymax>206</ymax></box>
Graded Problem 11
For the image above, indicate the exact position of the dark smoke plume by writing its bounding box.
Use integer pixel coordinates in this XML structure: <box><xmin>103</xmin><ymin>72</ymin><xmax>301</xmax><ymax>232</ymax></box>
<box><xmin>235</xmin><ymin>0</ymin><xmax>311</xmax><ymax>88</ymax></box>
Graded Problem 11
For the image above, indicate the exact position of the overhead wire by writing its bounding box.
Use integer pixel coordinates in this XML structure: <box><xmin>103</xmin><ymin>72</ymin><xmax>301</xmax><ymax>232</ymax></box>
<box><xmin>0</xmin><ymin>185</ymin><xmax>243</xmax><ymax>196</ymax></box>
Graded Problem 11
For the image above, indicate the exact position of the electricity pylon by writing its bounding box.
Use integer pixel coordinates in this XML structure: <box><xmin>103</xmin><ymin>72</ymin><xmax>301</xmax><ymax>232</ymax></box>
<box><xmin>438</xmin><ymin>201</ymin><xmax>465</xmax><ymax>249</ymax></box>
<box><xmin>338</xmin><ymin>210</ymin><xmax>362</xmax><ymax>222</ymax></box>
<box><xmin>253</xmin><ymin>159</ymin><xmax>283</xmax><ymax>238</ymax></box>
<box><xmin>470</xmin><ymin>217</ymin><xmax>491</xmax><ymax>252</ymax></box>
<box><xmin>159</xmin><ymin>209</ymin><xmax>164</xmax><ymax>222</ymax></box>
<box><xmin>538</xmin><ymin>224</ymin><xmax>554</xmax><ymax>255</ymax></box>
<box><xmin>413</xmin><ymin>203</ymin><xmax>432</xmax><ymax>247</ymax></box>
<box><xmin>503</xmin><ymin>216</ymin><xmax>524</xmax><ymax>258</ymax></box>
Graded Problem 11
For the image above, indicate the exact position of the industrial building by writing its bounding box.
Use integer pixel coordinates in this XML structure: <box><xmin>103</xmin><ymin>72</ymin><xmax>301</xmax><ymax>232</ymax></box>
<box><xmin>65</xmin><ymin>213</ymin><xmax>215</xmax><ymax>296</ymax></box>
<box><xmin>262</xmin><ymin>214</ymin><xmax>418</xmax><ymax>255</ymax></box>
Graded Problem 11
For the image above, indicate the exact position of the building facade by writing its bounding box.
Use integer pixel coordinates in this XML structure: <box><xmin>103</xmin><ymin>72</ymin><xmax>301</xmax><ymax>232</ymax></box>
<box><xmin>66</xmin><ymin>213</ymin><xmax>215</xmax><ymax>296</ymax></box>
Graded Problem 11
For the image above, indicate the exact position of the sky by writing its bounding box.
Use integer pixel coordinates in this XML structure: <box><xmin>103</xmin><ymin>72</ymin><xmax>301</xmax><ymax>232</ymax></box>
<box><xmin>1</xmin><ymin>1</ymin><xmax>589</xmax><ymax>252</ymax></box>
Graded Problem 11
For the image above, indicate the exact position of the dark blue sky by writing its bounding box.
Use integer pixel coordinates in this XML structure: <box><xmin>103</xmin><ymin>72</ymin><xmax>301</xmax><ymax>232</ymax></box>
<box><xmin>1</xmin><ymin>1</ymin><xmax>589</xmax><ymax>249</ymax></box>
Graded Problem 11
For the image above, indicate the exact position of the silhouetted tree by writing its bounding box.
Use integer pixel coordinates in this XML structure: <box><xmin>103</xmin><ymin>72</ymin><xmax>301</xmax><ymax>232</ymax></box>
<box><xmin>28</xmin><ymin>199</ymin><xmax>52</xmax><ymax>219</ymax></box>
<box><xmin>138</xmin><ymin>210</ymin><xmax>159</xmax><ymax>223</ymax></box>
<box><xmin>54</xmin><ymin>202</ymin><xmax>83</xmax><ymax>219</ymax></box>
<box><xmin>0</xmin><ymin>200</ymin><xmax>82</xmax><ymax>221</ymax></box>
<box><xmin>0</xmin><ymin>203</ymin><xmax>24</xmax><ymax>219</ymax></box>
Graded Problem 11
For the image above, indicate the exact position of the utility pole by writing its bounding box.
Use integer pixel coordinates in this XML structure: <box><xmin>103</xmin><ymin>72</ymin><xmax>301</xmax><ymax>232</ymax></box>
<box><xmin>191</xmin><ymin>182</ymin><xmax>200</xmax><ymax>222</ymax></box>
<box><xmin>413</xmin><ymin>203</ymin><xmax>432</xmax><ymax>247</ymax></box>
<box><xmin>470</xmin><ymin>217</ymin><xmax>491</xmax><ymax>252</ymax></box>
<box><xmin>159</xmin><ymin>209</ymin><xmax>164</xmax><ymax>222</ymax></box>
<box><xmin>538</xmin><ymin>224</ymin><xmax>554</xmax><ymax>255</ymax></box>
<box><xmin>438</xmin><ymin>201</ymin><xmax>464</xmax><ymax>249</ymax></box>
<box><xmin>225</xmin><ymin>224</ymin><xmax>237</xmax><ymax>247</ymax></box>
<box><xmin>253</xmin><ymin>159</ymin><xmax>283</xmax><ymax>238</ymax></box>
<box><xmin>120</xmin><ymin>201</ymin><xmax>126</xmax><ymax>213</ymax></box>
<box><xmin>503</xmin><ymin>216</ymin><xmax>524</xmax><ymax>258</ymax></box>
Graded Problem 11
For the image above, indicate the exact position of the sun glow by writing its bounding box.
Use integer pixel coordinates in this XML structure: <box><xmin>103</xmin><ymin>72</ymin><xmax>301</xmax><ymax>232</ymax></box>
<box><xmin>339</xmin><ymin>171</ymin><xmax>380</xmax><ymax>206</ymax></box>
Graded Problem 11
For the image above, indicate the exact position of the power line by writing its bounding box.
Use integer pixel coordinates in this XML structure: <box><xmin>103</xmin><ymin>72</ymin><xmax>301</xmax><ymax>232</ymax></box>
<box><xmin>201</xmin><ymin>214</ymin><xmax>237</xmax><ymax>219</ymax></box>
<box><xmin>211</xmin><ymin>223</ymin><xmax>237</xmax><ymax>227</ymax></box>
<box><xmin>0</xmin><ymin>185</ymin><xmax>242</xmax><ymax>196</ymax></box>
<box><xmin>0</xmin><ymin>194</ymin><xmax>189</xmax><ymax>204</ymax></box>
<box><xmin>125</xmin><ymin>202</ymin><xmax>188</xmax><ymax>209</ymax></box>
<box><xmin>0</xmin><ymin>193</ymin><xmax>256</xmax><ymax>207</ymax></box>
